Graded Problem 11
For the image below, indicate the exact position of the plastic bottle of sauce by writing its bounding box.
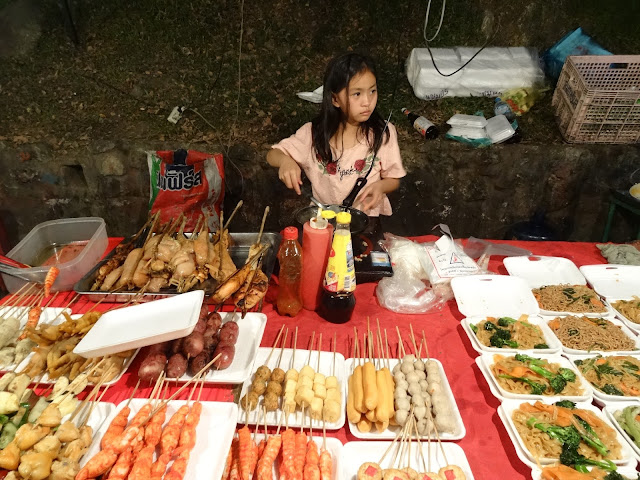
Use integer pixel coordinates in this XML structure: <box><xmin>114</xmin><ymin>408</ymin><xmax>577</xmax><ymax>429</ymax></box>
<box><xmin>318</xmin><ymin>212</ymin><xmax>356</xmax><ymax>324</ymax></box>
<box><xmin>301</xmin><ymin>209</ymin><xmax>334</xmax><ymax>311</ymax></box>
<box><xmin>276</xmin><ymin>226</ymin><xmax>303</xmax><ymax>316</ymax></box>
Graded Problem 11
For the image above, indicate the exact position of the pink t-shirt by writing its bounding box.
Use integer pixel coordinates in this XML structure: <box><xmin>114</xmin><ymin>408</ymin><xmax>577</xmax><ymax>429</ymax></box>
<box><xmin>272</xmin><ymin>122</ymin><xmax>406</xmax><ymax>216</ymax></box>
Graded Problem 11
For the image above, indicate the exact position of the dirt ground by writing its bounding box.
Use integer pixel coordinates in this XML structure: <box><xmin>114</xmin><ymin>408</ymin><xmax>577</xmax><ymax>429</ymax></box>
<box><xmin>0</xmin><ymin>0</ymin><xmax>638</xmax><ymax>151</ymax></box>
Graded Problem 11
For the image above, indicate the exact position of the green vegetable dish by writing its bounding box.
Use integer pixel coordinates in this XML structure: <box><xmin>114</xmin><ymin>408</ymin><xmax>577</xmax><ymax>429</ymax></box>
<box><xmin>614</xmin><ymin>405</ymin><xmax>640</xmax><ymax>450</ymax></box>
<box><xmin>574</xmin><ymin>355</ymin><xmax>640</xmax><ymax>397</ymax></box>
<box><xmin>471</xmin><ymin>315</ymin><xmax>549</xmax><ymax>350</ymax></box>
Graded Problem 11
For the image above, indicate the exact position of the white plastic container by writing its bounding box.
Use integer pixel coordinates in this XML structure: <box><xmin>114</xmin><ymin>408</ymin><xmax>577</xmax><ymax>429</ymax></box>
<box><xmin>504</xmin><ymin>255</ymin><xmax>586</xmax><ymax>289</ymax></box>
<box><xmin>73</xmin><ymin>290</ymin><xmax>204</xmax><ymax>357</ymax></box>
<box><xmin>2</xmin><ymin>217</ymin><xmax>108</xmax><ymax>293</ymax></box>
<box><xmin>485</xmin><ymin>114</ymin><xmax>516</xmax><ymax>143</ymax></box>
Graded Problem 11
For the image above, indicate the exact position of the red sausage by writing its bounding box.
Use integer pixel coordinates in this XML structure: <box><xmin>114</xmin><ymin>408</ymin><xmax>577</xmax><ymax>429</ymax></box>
<box><xmin>193</xmin><ymin>317</ymin><xmax>207</xmax><ymax>334</ymax></box>
<box><xmin>138</xmin><ymin>353</ymin><xmax>167</xmax><ymax>383</ymax></box>
<box><xmin>217</xmin><ymin>335</ymin><xmax>237</xmax><ymax>348</ymax></box>
<box><xmin>169</xmin><ymin>338</ymin><xmax>184</xmax><ymax>355</ymax></box>
<box><xmin>213</xmin><ymin>345</ymin><xmax>235</xmax><ymax>370</ymax></box>
<box><xmin>189</xmin><ymin>352</ymin><xmax>211</xmax><ymax>376</ymax></box>
<box><xmin>198</xmin><ymin>305</ymin><xmax>209</xmax><ymax>322</ymax></box>
<box><xmin>204</xmin><ymin>336</ymin><xmax>219</xmax><ymax>353</ymax></box>
<box><xmin>165</xmin><ymin>353</ymin><xmax>188</xmax><ymax>378</ymax></box>
<box><xmin>206</xmin><ymin>312</ymin><xmax>223</xmax><ymax>331</ymax></box>
<box><xmin>182</xmin><ymin>331</ymin><xmax>205</xmax><ymax>358</ymax></box>
<box><xmin>220</xmin><ymin>321</ymin><xmax>239</xmax><ymax>335</ymax></box>
<box><xmin>218</xmin><ymin>329</ymin><xmax>238</xmax><ymax>344</ymax></box>
<box><xmin>147</xmin><ymin>342</ymin><xmax>170</xmax><ymax>355</ymax></box>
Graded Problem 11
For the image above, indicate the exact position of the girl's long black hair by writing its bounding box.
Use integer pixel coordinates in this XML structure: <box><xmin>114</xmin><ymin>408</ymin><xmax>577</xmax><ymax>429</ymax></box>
<box><xmin>311</xmin><ymin>53</ymin><xmax>389</xmax><ymax>166</ymax></box>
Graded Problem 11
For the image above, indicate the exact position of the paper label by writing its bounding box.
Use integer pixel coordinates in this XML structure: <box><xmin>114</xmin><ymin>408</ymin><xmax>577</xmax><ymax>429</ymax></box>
<box><xmin>370</xmin><ymin>251</ymin><xmax>391</xmax><ymax>267</ymax></box>
<box><xmin>413</xmin><ymin>117</ymin><xmax>435</xmax><ymax>136</ymax></box>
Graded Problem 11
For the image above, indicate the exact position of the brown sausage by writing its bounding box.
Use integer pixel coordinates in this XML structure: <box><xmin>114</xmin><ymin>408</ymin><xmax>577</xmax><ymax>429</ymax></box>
<box><xmin>220</xmin><ymin>321</ymin><xmax>239</xmax><ymax>335</ymax></box>
<box><xmin>218</xmin><ymin>329</ymin><xmax>238</xmax><ymax>345</ymax></box>
<box><xmin>198</xmin><ymin>305</ymin><xmax>209</xmax><ymax>322</ymax></box>
<box><xmin>166</xmin><ymin>353</ymin><xmax>188</xmax><ymax>378</ymax></box>
<box><xmin>193</xmin><ymin>317</ymin><xmax>207</xmax><ymax>335</ymax></box>
<box><xmin>206</xmin><ymin>312</ymin><xmax>223</xmax><ymax>331</ymax></box>
<box><xmin>213</xmin><ymin>345</ymin><xmax>235</xmax><ymax>370</ymax></box>
<box><xmin>204</xmin><ymin>336</ymin><xmax>219</xmax><ymax>354</ymax></box>
<box><xmin>217</xmin><ymin>335</ymin><xmax>237</xmax><ymax>348</ymax></box>
<box><xmin>138</xmin><ymin>353</ymin><xmax>167</xmax><ymax>383</ymax></box>
<box><xmin>182</xmin><ymin>331</ymin><xmax>205</xmax><ymax>358</ymax></box>
<box><xmin>147</xmin><ymin>342</ymin><xmax>170</xmax><ymax>356</ymax></box>
<box><xmin>189</xmin><ymin>352</ymin><xmax>210</xmax><ymax>376</ymax></box>
<box><xmin>169</xmin><ymin>338</ymin><xmax>184</xmax><ymax>355</ymax></box>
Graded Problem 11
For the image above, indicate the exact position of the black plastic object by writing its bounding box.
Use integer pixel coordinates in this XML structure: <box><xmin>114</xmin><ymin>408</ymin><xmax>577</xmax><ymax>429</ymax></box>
<box><xmin>504</xmin><ymin>211</ymin><xmax>560</xmax><ymax>241</ymax></box>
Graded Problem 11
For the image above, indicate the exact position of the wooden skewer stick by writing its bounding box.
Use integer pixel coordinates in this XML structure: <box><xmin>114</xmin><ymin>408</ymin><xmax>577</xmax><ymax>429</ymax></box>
<box><xmin>409</xmin><ymin>324</ymin><xmax>419</xmax><ymax>356</ymax></box>
<box><xmin>275</xmin><ymin>328</ymin><xmax>289</xmax><ymax>370</ymax></box>
<box><xmin>255</xmin><ymin>206</ymin><xmax>270</xmax><ymax>246</ymax></box>
<box><xmin>264</xmin><ymin>324</ymin><xmax>285</xmax><ymax>366</ymax></box>
<box><xmin>306</xmin><ymin>332</ymin><xmax>315</xmax><ymax>366</ymax></box>
<box><xmin>384</xmin><ymin>329</ymin><xmax>391</xmax><ymax>371</ymax></box>
<box><xmin>395</xmin><ymin>326</ymin><xmax>405</xmax><ymax>358</ymax></box>
<box><xmin>332</xmin><ymin>332</ymin><xmax>337</xmax><ymax>378</ymax></box>
<box><xmin>127</xmin><ymin>379</ymin><xmax>141</xmax><ymax>407</ymax></box>
<box><xmin>425</xmin><ymin>404</ymin><xmax>448</xmax><ymax>465</ymax></box>
<box><xmin>316</xmin><ymin>333</ymin><xmax>322</xmax><ymax>374</ymax></box>
<box><xmin>0</xmin><ymin>282</ymin><xmax>34</xmax><ymax>308</ymax></box>
<box><xmin>378</xmin><ymin>416</ymin><xmax>407</xmax><ymax>464</ymax></box>
<box><xmin>421</xmin><ymin>330</ymin><xmax>430</xmax><ymax>361</ymax></box>
<box><xmin>223</xmin><ymin>200</ymin><xmax>244</xmax><ymax>231</ymax></box>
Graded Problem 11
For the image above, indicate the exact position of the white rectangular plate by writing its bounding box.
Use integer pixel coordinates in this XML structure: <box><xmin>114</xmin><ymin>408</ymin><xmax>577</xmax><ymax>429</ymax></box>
<box><xmin>530</xmin><ymin>465</ymin><xmax>640</xmax><ymax>480</ymax></box>
<box><xmin>176</xmin><ymin>312</ymin><xmax>266</xmax><ymax>384</ymax></box>
<box><xmin>499</xmin><ymin>399</ymin><xmax>635</xmax><ymax>466</ymax></box>
<box><xmin>603</xmin><ymin>400</ymin><xmax>640</xmax><ymax>463</ymax></box>
<box><xmin>580</xmin><ymin>265</ymin><xmax>640</xmax><ymax>300</ymax></box>
<box><xmin>476</xmin><ymin>352</ymin><xmax>592</xmax><ymax>402</ymax></box>
<box><xmin>544</xmin><ymin>315</ymin><xmax>640</xmax><ymax>356</ymax></box>
<box><xmin>461</xmin><ymin>315</ymin><xmax>562</xmax><ymax>355</ymax></box>
<box><xmin>341</xmin><ymin>441</ymin><xmax>475</xmax><ymax>480</ymax></box>
<box><xmin>74</xmin><ymin>290</ymin><xmax>203</xmax><ymax>357</ymax></box>
<box><xmin>504</xmin><ymin>256</ymin><xmax>586</xmax><ymax>289</ymax></box>
<box><xmin>238</xmin><ymin>347</ymin><xmax>346</xmax><ymax>430</ymax></box>
<box><xmin>451</xmin><ymin>275</ymin><xmax>540</xmax><ymax>318</ymax></box>
<box><xmin>252</xmin><ymin>434</ymin><xmax>342</xmax><ymax>480</ymax></box>
<box><xmin>81</xmin><ymin>398</ymin><xmax>238</xmax><ymax>480</ymax></box>
<box><xmin>344</xmin><ymin>358</ymin><xmax>465</xmax><ymax>440</ymax></box>
<box><xmin>0</xmin><ymin>307</ymin><xmax>68</xmax><ymax>371</ymax></box>
<box><xmin>565</xmin><ymin>352</ymin><xmax>640</xmax><ymax>405</ymax></box>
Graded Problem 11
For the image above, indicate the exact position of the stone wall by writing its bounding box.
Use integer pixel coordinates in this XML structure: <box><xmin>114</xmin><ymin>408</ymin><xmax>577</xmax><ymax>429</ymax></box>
<box><xmin>1</xmin><ymin>139</ymin><xmax>638</xmax><ymax>249</ymax></box>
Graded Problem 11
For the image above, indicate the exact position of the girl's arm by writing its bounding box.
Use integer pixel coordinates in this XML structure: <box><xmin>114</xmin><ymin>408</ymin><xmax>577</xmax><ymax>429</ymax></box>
<box><xmin>354</xmin><ymin>178</ymin><xmax>400</xmax><ymax>212</ymax></box>
<box><xmin>267</xmin><ymin>148</ymin><xmax>303</xmax><ymax>195</ymax></box>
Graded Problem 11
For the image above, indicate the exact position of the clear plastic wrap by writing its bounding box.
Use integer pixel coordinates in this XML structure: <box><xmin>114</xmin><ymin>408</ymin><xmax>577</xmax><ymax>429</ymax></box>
<box><xmin>375</xmin><ymin>233</ymin><xmax>450</xmax><ymax>314</ymax></box>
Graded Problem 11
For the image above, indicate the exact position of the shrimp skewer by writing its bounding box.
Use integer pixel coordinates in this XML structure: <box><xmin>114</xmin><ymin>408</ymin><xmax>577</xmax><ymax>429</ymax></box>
<box><xmin>223</xmin><ymin>438</ymin><xmax>239</xmax><ymax>480</ymax></box>
<box><xmin>76</xmin><ymin>449</ymin><xmax>119</xmax><ymax>480</ymax></box>
<box><xmin>238</xmin><ymin>425</ymin><xmax>254</xmax><ymax>480</ymax></box>
<box><xmin>44</xmin><ymin>266</ymin><xmax>59</xmax><ymax>297</ymax></box>
<box><xmin>101</xmin><ymin>406</ymin><xmax>131</xmax><ymax>450</ymax></box>
<box><xmin>303</xmin><ymin>439</ymin><xmax>320</xmax><ymax>480</ymax></box>
<box><xmin>318</xmin><ymin>421</ymin><xmax>332</xmax><ymax>480</ymax></box>
<box><xmin>105</xmin><ymin>448</ymin><xmax>134</xmax><ymax>480</ymax></box>
<box><xmin>164</xmin><ymin>448</ymin><xmax>190</xmax><ymax>480</ymax></box>
<box><xmin>281</xmin><ymin>427</ymin><xmax>296</xmax><ymax>480</ymax></box>
<box><xmin>127</xmin><ymin>444</ymin><xmax>154</xmax><ymax>480</ymax></box>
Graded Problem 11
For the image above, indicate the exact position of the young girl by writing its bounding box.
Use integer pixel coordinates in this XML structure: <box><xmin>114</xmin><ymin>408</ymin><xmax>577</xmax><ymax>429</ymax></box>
<box><xmin>267</xmin><ymin>52</ymin><xmax>406</xmax><ymax>216</ymax></box>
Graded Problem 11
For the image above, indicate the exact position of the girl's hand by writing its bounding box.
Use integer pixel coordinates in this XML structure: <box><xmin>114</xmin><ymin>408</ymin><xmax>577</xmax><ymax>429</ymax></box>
<box><xmin>278</xmin><ymin>157</ymin><xmax>303</xmax><ymax>195</ymax></box>
<box><xmin>354</xmin><ymin>181</ymin><xmax>385</xmax><ymax>212</ymax></box>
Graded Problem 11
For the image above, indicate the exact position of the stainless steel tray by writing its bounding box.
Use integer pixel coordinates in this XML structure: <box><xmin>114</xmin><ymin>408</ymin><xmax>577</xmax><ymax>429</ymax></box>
<box><xmin>73</xmin><ymin>232</ymin><xmax>281</xmax><ymax>303</ymax></box>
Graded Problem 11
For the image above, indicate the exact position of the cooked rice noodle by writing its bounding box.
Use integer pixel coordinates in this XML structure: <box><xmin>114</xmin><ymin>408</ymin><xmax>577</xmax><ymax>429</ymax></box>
<box><xmin>475</xmin><ymin>315</ymin><xmax>546</xmax><ymax>349</ymax></box>
<box><xmin>533</xmin><ymin>284</ymin><xmax>607</xmax><ymax>313</ymax></box>
<box><xmin>548</xmin><ymin>316</ymin><xmax>636</xmax><ymax>352</ymax></box>
<box><xmin>512</xmin><ymin>402</ymin><xmax>622</xmax><ymax>462</ymax></box>
<box><xmin>490</xmin><ymin>355</ymin><xmax>583</xmax><ymax>396</ymax></box>
<box><xmin>575</xmin><ymin>355</ymin><xmax>640</xmax><ymax>396</ymax></box>
<box><xmin>612</xmin><ymin>296</ymin><xmax>640</xmax><ymax>324</ymax></box>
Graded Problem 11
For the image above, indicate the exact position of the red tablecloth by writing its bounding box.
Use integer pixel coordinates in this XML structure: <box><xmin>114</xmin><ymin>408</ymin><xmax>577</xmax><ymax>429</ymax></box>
<box><xmin>6</xmin><ymin>237</ymin><xmax>609</xmax><ymax>479</ymax></box>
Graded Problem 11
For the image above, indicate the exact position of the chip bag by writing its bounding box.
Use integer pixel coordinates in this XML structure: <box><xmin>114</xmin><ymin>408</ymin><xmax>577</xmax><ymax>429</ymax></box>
<box><xmin>147</xmin><ymin>149</ymin><xmax>224</xmax><ymax>232</ymax></box>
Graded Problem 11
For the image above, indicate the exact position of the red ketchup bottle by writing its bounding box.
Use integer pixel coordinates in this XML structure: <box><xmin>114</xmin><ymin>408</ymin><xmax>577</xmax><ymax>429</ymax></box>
<box><xmin>276</xmin><ymin>226</ymin><xmax>303</xmax><ymax>317</ymax></box>
<box><xmin>301</xmin><ymin>209</ymin><xmax>334</xmax><ymax>311</ymax></box>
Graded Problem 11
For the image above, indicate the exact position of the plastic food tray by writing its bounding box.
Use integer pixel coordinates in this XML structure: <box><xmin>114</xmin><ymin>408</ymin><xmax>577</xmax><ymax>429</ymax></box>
<box><xmin>544</xmin><ymin>315</ymin><xmax>640</xmax><ymax>356</ymax></box>
<box><xmin>530</xmin><ymin>465</ymin><xmax>640</xmax><ymax>480</ymax></box>
<box><xmin>74</xmin><ymin>290</ymin><xmax>203</xmax><ymax>357</ymax></box>
<box><xmin>603</xmin><ymin>400</ymin><xmax>640</xmax><ymax>463</ymax></box>
<box><xmin>538</xmin><ymin>295</ymin><xmax>614</xmax><ymax>318</ymax></box>
<box><xmin>580</xmin><ymin>265</ymin><xmax>640</xmax><ymax>300</ymax></box>
<box><xmin>504</xmin><ymin>256</ymin><xmax>586</xmax><ymax>289</ymax></box>
<box><xmin>605</xmin><ymin>297</ymin><xmax>640</xmax><ymax>333</ymax></box>
<box><xmin>340</xmin><ymin>441</ymin><xmax>475</xmax><ymax>480</ymax></box>
<box><xmin>73</xmin><ymin>232</ymin><xmax>280</xmax><ymax>303</ymax></box>
<box><xmin>238</xmin><ymin>347</ymin><xmax>346</xmax><ymax>430</ymax></box>
<box><xmin>461</xmin><ymin>315</ymin><xmax>562</xmax><ymax>355</ymax></box>
<box><xmin>175</xmin><ymin>311</ymin><xmax>266</xmax><ymax>384</ymax></box>
<box><xmin>475</xmin><ymin>353</ymin><xmax>592</xmax><ymax>403</ymax></box>
<box><xmin>0</xmin><ymin>306</ymin><xmax>69</xmax><ymax>372</ymax></box>
<box><xmin>82</xmin><ymin>399</ymin><xmax>237</xmax><ymax>480</ymax></box>
<box><xmin>498</xmin><ymin>399</ymin><xmax>636</xmax><ymax>467</ymax></box>
<box><xmin>344</xmin><ymin>358</ymin><xmax>465</xmax><ymax>441</ymax></box>
<box><xmin>451</xmin><ymin>275</ymin><xmax>540</xmax><ymax>318</ymax></box>
<box><xmin>565</xmin><ymin>353</ymin><xmax>640</xmax><ymax>406</ymax></box>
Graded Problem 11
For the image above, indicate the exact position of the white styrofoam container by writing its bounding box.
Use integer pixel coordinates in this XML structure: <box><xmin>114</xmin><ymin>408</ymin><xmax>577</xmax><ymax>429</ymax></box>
<box><xmin>461</xmin><ymin>315</ymin><xmax>562</xmax><ymax>355</ymax></box>
<box><xmin>345</xmin><ymin>358</ymin><xmax>465</xmax><ymax>441</ymax></box>
<box><xmin>544</xmin><ymin>315</ymin><xmax>640</xmax><ymax>356</ymax></box>
<box><xmin>530</xmin><ymin>465</ymin><xmax>640</xmax><ymax>480</ymax></box>
<box><xmin>475</xmin><ymin>353</ymin><xmax>592</xmax><ymax>402</ymax></box>
<box><xmin>603</xmin><ymin>401</ymin><xmax>640</xmax><ymax>463</ymax></box>
<box><xmin>580</xmin><ymin>265</ymin><xmax>640</xmax><ymax>300</ymax></box>
<box><xmin>238</xmin><ymin>347</ymin><xmax>346</xmax><ymax>430</ymax></box>
<box><xmin>451</xmin><ymin>275</ymin><xmax>540</xmax><ymax>318</ymax></box>
<box><xmin>82</xmin><ymin>399</ymin><xmax>237</xmax><ymax>480</ymax></box>
<box><xmin>498</xmin><ymin>399</ymin><xmax>636</xmax><ymax>467</ymax></box>
<box><xmin>606</xmin><ymin>297</ymin><xmax>640</xmax><ymax>333</ymax></box>
<box><xmin>176</xmin><ymin>311</ymin><xmax>267</xmax><ymax>384</ymax></box>
<box><xmin>565</xmin><ymin>353</ymin><xmax>640</xmax><ymax>405</ymax></box>
<box><xmin>504</xmin><ymin>256</ymin><xmax>586</xmax><ymax>289</ymax></box>
<box><xmin>341</xmin><ymin>441</ymin><xmax>475</xmax><ymax>480</ymax></box>
<box><xmin>74</xmin><ymin>290</ymin><xmax>203</xmax><ymax>357</ymax></box>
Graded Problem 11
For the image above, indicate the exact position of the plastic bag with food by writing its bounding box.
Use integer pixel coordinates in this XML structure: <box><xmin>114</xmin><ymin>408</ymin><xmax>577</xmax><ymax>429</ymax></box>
<box><xmin>375</xmin><ymin>234</ymin><xmax>449</xmax><ymax>314</ymax></box>
<box><xmin>147</xmin><ymin>149</ymin><xmax>225</xmax><ymax>232</ymax></box>
<box><xmin>420</xmin><ymin>224</ymin><xmax>481</xmax><ymax>285</ymax></box>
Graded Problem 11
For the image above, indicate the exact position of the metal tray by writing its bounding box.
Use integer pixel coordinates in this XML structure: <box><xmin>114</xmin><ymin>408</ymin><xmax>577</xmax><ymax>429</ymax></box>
<box><xmin>73</xmin><ymin>232</ymin><xmax>280</xmax><ymax>303</ymax></box>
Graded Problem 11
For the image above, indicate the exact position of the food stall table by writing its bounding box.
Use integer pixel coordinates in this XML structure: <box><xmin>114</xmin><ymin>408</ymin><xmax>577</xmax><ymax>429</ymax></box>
<box><xmin>5</xmin><ymin>236</ymin><xmax>610</xmax><ymax>479</ymax></box>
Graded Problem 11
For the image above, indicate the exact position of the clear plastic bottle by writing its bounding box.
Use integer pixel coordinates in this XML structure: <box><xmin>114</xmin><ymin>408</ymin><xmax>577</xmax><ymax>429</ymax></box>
<box><xmin>276</xmin><ymin>226</ymin><xmax>303</xmax><ymax>317</ymax></box>
<box><xmin>494</xmin><ymin>97</ymin><xmax>516</xmax><ymax>122</ymax></box>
